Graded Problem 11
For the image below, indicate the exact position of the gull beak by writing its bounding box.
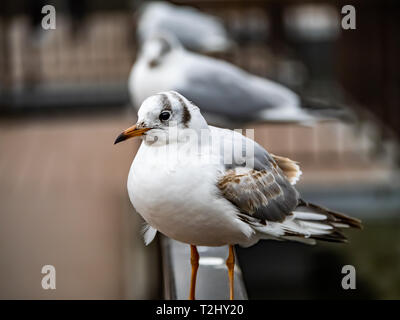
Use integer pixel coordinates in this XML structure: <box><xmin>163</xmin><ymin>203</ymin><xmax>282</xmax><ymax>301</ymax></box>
<box><xmin>114</xmin><ymin>124</ymin><xmax>151</xmax><ymax>144</ymax></box>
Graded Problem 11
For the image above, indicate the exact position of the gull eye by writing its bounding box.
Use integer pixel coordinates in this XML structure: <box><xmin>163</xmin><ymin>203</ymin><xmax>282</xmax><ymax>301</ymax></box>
<box><xmin>159</xmin><ymin>111</ymin><xmax>171</xmax><ymax>121</ymax></box>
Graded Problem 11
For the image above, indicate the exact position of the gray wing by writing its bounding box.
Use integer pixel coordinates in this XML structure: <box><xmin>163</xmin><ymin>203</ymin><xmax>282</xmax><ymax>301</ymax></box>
<box><xmin>213</xmin><ymin>127</ymin><xmax>299</xmax><ymax>222</ymax></box>
<box><xmin>176</xmin><ymin>56</ymin><xmax>300</xmax><ymax>121</ymax></box>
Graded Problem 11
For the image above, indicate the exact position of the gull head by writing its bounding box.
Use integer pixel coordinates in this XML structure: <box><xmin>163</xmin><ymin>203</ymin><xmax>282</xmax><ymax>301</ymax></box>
<box><xmin>139</xmin><ymin>33</ymin><xmax>182</xmax><ymax>68</ymax></box>
<box><xmin>114</xmin><ymin>91</ymin><xmax>208</xmax><ymax>146</ymax></box>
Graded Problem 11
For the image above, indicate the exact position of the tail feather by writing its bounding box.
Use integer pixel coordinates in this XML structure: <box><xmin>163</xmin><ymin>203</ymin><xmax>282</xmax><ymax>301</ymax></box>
<box><xmin>247</xmin><ymin>199</ymin><xmax>362</xmax><ymax>245</ymax></box>
<box><xmin>298</xmin><ymin>199</ymin><xmax>363</xmax><ymax>230</ymax></box>
<box><xmin>288</xmin><ymin>199</ymin><xmax>362</xmax><ymax>243</ymax></box>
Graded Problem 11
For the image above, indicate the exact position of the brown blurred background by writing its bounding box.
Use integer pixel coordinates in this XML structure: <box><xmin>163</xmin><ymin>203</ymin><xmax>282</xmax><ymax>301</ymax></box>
<box><xmin>0</xmin><ymin>0</ymin><xmax>399</xmax><ymax>299</ymax></box>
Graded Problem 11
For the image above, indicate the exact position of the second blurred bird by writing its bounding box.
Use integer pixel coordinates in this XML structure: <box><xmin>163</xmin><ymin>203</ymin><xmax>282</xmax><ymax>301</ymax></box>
<box><xmin>131</xmin><ymin>1</ymin><xmax>349</xmax><ymax>127</ymax></box>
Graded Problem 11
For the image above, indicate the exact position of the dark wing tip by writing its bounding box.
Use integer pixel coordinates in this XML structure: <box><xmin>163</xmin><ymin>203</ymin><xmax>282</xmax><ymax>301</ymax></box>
<box><xmin>300</xmin><ymin>199</ymin><xmax>363</xmax><ymax>230</ymax></box>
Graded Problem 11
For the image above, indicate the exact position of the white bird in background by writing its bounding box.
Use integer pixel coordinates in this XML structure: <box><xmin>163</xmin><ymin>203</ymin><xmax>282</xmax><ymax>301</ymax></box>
<box><xmin>114</xmin><ymin>91</ymin><xmax>362</xmax><ymax>300</ymax></box>
<box><xmin>129</xmin><ymin>34</ymin><xmax>348</xmax><ymax>127</ymax></box>
<box><xmin>136</xmin><ymin>1</ymin><xmax>232</xmax><ymax>54</ymax></box>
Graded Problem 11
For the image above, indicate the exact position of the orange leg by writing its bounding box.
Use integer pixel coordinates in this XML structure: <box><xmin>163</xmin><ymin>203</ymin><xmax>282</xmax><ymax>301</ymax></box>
<box><xmin>189</xmin><ymin>244</ymin><xmax>199</xmax><ymax>300</ymax></box>
<box><xmin>226</xmin><ymin>245</ymin><xmax>235</xmax><ymax>300</ymax></box>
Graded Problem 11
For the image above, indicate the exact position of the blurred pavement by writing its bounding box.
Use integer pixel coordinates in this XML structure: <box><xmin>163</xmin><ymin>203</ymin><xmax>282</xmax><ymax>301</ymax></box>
<box><xmin>0</xmin><ymin>110</ymin><xmax>160</xmax><ymax>299</ymax></box>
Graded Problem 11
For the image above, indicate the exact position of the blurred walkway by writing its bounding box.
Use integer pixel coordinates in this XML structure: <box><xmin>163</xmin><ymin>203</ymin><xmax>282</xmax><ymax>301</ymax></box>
<box><xmin>0</xmin><ymin>111</ymin><xmax>160</xmax><ymax>299</ymax></box>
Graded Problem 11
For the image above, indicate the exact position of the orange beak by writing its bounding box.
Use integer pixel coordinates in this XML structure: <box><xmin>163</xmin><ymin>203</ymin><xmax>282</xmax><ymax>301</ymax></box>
<box><xmin>114</xmin><ymin>124</ymin><xmax>151</xmax><ymax>144</ymax></box>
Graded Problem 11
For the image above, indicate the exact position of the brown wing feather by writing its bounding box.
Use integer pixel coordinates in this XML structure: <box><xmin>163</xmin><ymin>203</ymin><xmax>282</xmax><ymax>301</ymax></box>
<box><xmin>213</xmin><ymin>127</ymin><xmax>300</xmax><ymax>223</ymax></box>
<box><xmin>271</xmin><ymin>154</ymin><xmax>302</xmax><ymax>185</ymax></box>
<box><xmin>217</xmin><ymin>165</ymin><xmax>299</xmax><ymax>222</ymax></box>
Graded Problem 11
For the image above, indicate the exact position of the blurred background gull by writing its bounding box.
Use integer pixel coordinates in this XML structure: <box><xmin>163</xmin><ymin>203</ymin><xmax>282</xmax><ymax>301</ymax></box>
<box><xmin>0</xmin><ymin>0</ymin><xmax>399</xmax><ymax>299</ymax></box>
<box><xmin>136</xmin><ymin>1</ymin><xmax>233</xmax><ymax>54</ymax></box>
<box><xmin>128</xmin><ymin>32</ymin><xmax>353</xmax><ymax>127</ymax></box>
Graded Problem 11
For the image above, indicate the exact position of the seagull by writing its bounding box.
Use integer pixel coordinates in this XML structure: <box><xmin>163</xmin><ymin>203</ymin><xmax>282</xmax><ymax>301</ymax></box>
<box><xmin>129</xmin><ymin>34</ymin><xmax>349</xmax><ymax>127</ymax></box>
<box><xmin>136</xmin><ymin>1</ymin><xmax>232</xmax><ymax>53</ymax></box>
<box><xmin>114</xmin><ymin>91</ymin><xmax>362</xmax><ymax>300</ymax></box>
